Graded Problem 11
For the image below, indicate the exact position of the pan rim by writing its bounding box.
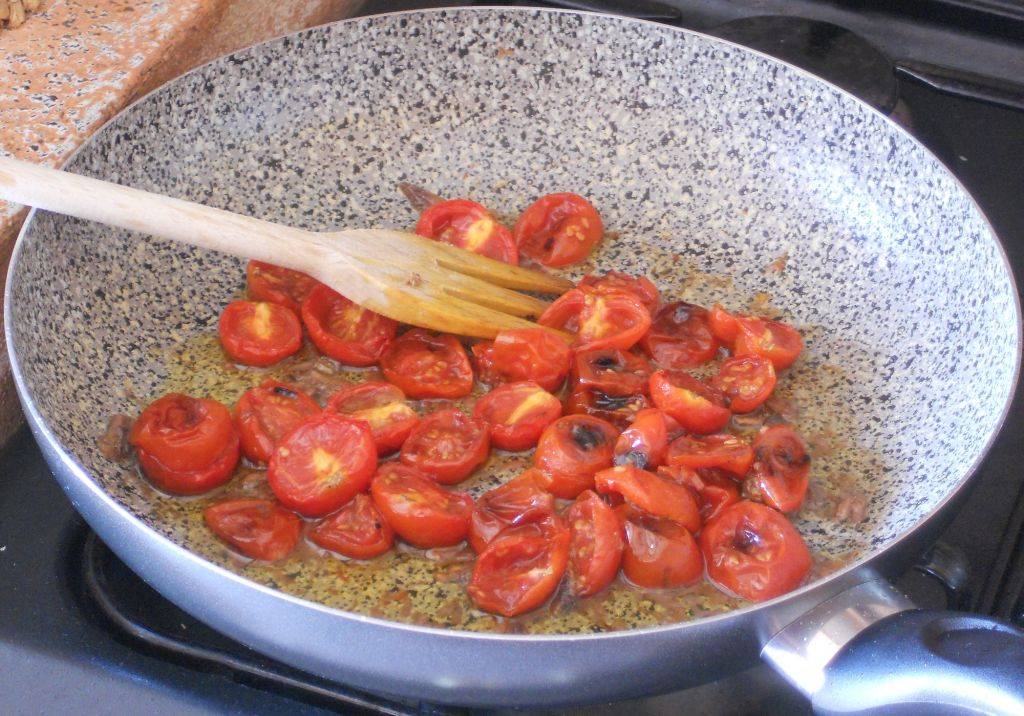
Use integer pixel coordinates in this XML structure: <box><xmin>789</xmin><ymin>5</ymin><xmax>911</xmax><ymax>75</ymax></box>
<box><xmin>4</xmin><ymin>5</ymin><xmax>1021</xmax><ymax>644</ymax></box>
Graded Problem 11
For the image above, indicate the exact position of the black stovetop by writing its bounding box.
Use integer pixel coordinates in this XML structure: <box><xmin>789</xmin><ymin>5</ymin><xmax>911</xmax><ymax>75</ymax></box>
<box><xmin>2</xmin><ymin>3</ymin><xmax>1023</xmax><ymax>714</ymax></box>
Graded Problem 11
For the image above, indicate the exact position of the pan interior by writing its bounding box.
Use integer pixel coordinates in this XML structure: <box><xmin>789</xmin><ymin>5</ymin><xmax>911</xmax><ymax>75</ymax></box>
<box><xmin>8</xmin><ymin>9</ymin><xmax>1018</xmax><ymax>633</ymax></box>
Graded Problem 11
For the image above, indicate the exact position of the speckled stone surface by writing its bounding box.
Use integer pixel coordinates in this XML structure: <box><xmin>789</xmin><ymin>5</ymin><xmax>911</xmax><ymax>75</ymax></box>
<box><xmin>7</xmin><ymin>9</ymin><xmax>1020</xmax><ymax>635</ymax></box>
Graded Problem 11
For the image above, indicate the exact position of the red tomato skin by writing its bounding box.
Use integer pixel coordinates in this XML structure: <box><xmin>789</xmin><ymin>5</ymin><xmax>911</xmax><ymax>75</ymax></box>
<box><xmin>235</xmin><ymin>381</ymin><xmax>321</xmax><ymax>464</ymax></box>
<box><xmin>400</xmin><ymin>409</ymin><xmax>490</xmax><ymax>485</ymax></box>
<box><xmin>578</xmin><ymin>272</ymin><xmax>660</xmax><ymax>314</ymax></box>
<box><xmin>130</xmin><ymin>393</ymin><xmax>240</xmax><ymax>495</ymax></box>
<box><xmin>572</xmin><ymin>348</ymin><xmax>653</xmax><ymax>396</ymax></box>
<box><xmin>468</xmin><ymin>518</ymin><xmax>571</xmax><ymax>616</ymax></box>
<box><xmin>533</xmin><ymin>415</ymin><xmax>618</xmax><ymax>499</ymax></box>
<box><xmin>380</xmin><ymin>329</ymin><xmax>474</xmax><ymax>399</ymax></box>
<box><xmin>415</xmin><ymin>199</ymin><xmax>518</xmax><ymax>265</ymax></box>
<box><xmin>539</xmin><ymin>288</ymin><xmax>651</xmax><ymax>352</ymax></box>
<box><xmin>219</xmin><ymin>300</ymin><xmax>302</xmax><ymax>367</ymax></box>
<box><xmin>711</xmin><ymin>354</ymin><xmax>777</xmax><ymax>413</ymax></box>
<box><xmin>567</xmin><ymin>490</ymin><xmax>624</xmax><ymax>597</ymax></box>
<box><xmin>649</xmin><ymin>370</ymin><xmax>732</xmax><ymax>434</ymax></box>
<box><xmin>658</xmin><ymin>465</ymin><xmax>741</xmax><ymax>523</ymax></box>
<box><xmin>267</xmin><ymin>413</ymin><xmax>377</xmax><ymax>517</ymax></box>
<box><xmin>708</xmin><ymin>303</ymin><xmax>740</xmax><ymax>345</ymax></box>
<box><xmin>640</xmin><ymin>302</ymin><xmax>719</xmax><ymax>370</ymax></box>
<box><xmin>733</xmin><ymin>317</ymin><xmax>804</xmax><ymax>371</ymax></box>
<box><xmin>700</xmin><ymin>500</ymin><xmax>812</xmax><ymax>601</ymax></box>
<box><xmin>565</xmin><ymin>383</ymin><xmax>650</xmax><ymax>431</ymax></box>
<box><xmin>370</xmin><ymin>463</ymin><xmax>474</xmax><ymax>548</ymax></box>
<box><xmin>472</xmin><ymin>329</ymin><xmax>572</xmax><ymax>393</ymax></box>
<box><xmin>468</xmin><ymin>470</ymin><xmax>555</xmax><ymax>553</ymax></box>
<box><xmin>618</xmin><ymin>507</ymin><xmax>703</xmax><ymax>589</ymax></box>
<box><xmin>310</xmin><ymin>494</ymin><xmax>395</xmax><ymax>560</ymax></box>
<box><xmin>667</xmin><ymin>433</ymin><xmax>755</xmax><ymax>477</ymax></box>
<box><xmin>474</xmin><ymin>381</ymin><xmax>562</xmax><ymax>451</ymax></box>
<box><xmin>326</xmin><ymin>381</ymin><xmax>420</xmax><ymax>455</ymax></box>
<box><xmin>204</xmin><ymin>499</ymin><xmax>301</xmax><ymax>561</ymax></box>
<box><xmin>513</xmin><ymin>193</ymin><xmax>603</xmax><ymax>267</ymax></box>
<box><xmin>246</xmin><ymin>260</ymin><xmax>319</xmax><ymax>314</ymax></box>
<box><xmin>613</xmin><ymin>408</ymin><xmax>670</xmax><ymax>470</ymax></box>
<box><xmin>594</xmin><ymin>465</ymin><xmax>701</xmax><ymax>533</ymax></box>
<box><xmin>301</xmin><ymin>285</ymin><xmax>397</xmax><ymax>367</ymax></box>
<box><xmin>749</xmin><ymin>424</ymin><xmax>811</xmax><ymax>513</ymax></box>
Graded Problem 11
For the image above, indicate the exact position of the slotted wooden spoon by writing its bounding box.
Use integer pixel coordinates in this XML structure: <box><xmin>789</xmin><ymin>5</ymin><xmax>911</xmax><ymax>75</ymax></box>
<box><xmin>0</xmin><ymin>156</ymin><xmax>574</xmax><ymax>338</ymax></box>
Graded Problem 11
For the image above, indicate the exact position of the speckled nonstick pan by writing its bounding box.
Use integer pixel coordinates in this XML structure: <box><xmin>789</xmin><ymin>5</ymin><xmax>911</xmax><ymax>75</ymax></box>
<box><xmin>5</xmin><ymin>7</ymin><xmax>1022</xmax><ymax>712</ymax></box>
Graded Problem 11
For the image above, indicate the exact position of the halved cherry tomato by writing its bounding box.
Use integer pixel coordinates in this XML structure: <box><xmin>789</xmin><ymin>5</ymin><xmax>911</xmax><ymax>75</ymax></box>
<box><xmin>513</xmin><ymin>192</ymin><xmax>603</xmax><ymax>267</ymax></box>
<box><xmin>595</xmin><ymin>465</ymin><xmax>701</xmax><ymax>533</ymax></box>
<box><xmin>658</xmin><ymin>465</ymin><xmax>740</xmax><ymax>523</ymax></box>
<box><xmin>748</xmin><ymin>424</ymin><xmax>811</xmax><ymax>513</ymax></box>
<box><xmin>667</xmin><ymin>433</ymin><xmax>754</xmax><ymax>477</ymax></box>
<box><xmin>640</xmin><ymin>302</ymin><xmax>719</xmax><ymax>370</ymax></box>
<box><xmin>310</xmin><ymin>493</ymin><xmax>394</xmax><ymax>560</ymax></box>
<box><xmin>468</xmin><ymin>517</ymin><xmax>571</xmax><ymax>616</ymax></box>
<box><xmin>617</xmin><ymin>506</ymin><xmax>703</xmax><ymax>589</ymax></box>
<box><xmin>578</xmin><ymin>271</ymin><xmax>660</xmax><ymax>314</ymax></box>
<box><xmin>219</xmin><ymin>300</ymin><xmax>302</xmax><ymax>367</ymax></box>
<box><xmin>474</xmin><ymin>381</ymin><xmax>562</xmax><ymax>451</ymax></box>
<box><xmin>370</xmin><ymin>463</ymin><xmax>474</xmax><ymax>548</ymax></box>
<box><xmin>573</xmin><ymin>348</ymin><xmax>652</xmax><ymax>396</ymax></box>
<box><xmin>472</xmin><ymin>328</ymin><xmax>572</xmax><ymax>392</ymax></box>
<box><xmin>400</xmin><ymin>409</ymin><xmax>490</xmax><ymax>484</ymax></box>
<box><xmin>733</xmin><ymin>317</ymin><xmax>803</xmax><ymax>370</ymax></box>
<box><xmin>246</xmin><ymin>260</ymin><xmax>319</xmax><ymax>314</ymax></box>
<box><xmin>326</xmin><ymin>381</ymin><xmax>419</xmax><ymax>455</ymax></box>
<box><xmin>566</xmin><ymin>384</ymin><xmax>650</xmax><ymax>430</ymax></box>
<box><xmin>468</xmin><ymin>470</ymin><xmax>555</xmax><ymax>553</ymax></box>
<box><xmin>539</xmin><ymin>288</ymin><xmax>651</xmax><ymax>352</ymax></box>
<box><xmin>301</xmin><ymin>285</ymin><xmax>397</xmax><ymax>367</ymax></box>
<box><xmin>700</xmin><ymin>500</ymin><xmax>811</xmax><ymax>601</ymax></box>
<box><xmin>380</xmin><ymin>329</ymin><xmax>474</xmax><ymax>399</ymax></box>
<box><xmin>708</xmin><ymin>303</ymin><xmax>741</xmax><ymax>345</ymax></box>
<box><xmin>130</xmin><ymin>393</ymin><xmax>240</xmax><ymax>495</ymax></box>
<box><xmin>235</xmin><ymin>381</ymin><xmax>321</xmax><ymax>464</ymax></box>
<box><xmin>712</xmin><ymin>354</ymin><xmax>777</xmax><ymax>413</ymax></box>
<box><xmin>267</xmin><ymin>413</ymin><xmax>376</xmax><ymax>517</ymax></box>
<box><xmin>415</xmin><ymin>199</ymin><xmax>518</xmax><ymax>264</ymax></box>
<box><xmin>567</xmin><ymin>490</ymin><xmax>623</xmax><ymax>597</ymax></box>
<box><xmin>649</xmin><ymin>370</ymin><xmax>731</xmax><ymax>434</ymax></box>
<box><xmin>613</xmin><ymin>408</ymin><xmax>670</xmax><ymax>470</ymax></box>
<box><xmin>533</xmin><ymin>415</ymin><xmax>618</xmax><ymax>499</ymax></box>
<box><xmin>204</xmin><ymin>499</ymin><xmax>301</xmax><ymax>561</ymax></box>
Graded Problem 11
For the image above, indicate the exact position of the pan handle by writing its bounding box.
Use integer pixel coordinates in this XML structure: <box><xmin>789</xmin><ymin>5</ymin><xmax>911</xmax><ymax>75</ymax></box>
<box><xmin>762</xmin><ymin>580</ymin><xmax>1024</xmax><ymax>714</ymax></box>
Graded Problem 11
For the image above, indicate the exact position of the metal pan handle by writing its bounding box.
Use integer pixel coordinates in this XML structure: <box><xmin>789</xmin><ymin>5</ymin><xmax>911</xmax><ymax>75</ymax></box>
<box><xmin>762</xmin><ymin>580</ymin><xmax>1024</xmax><ymax>714</ymax></box>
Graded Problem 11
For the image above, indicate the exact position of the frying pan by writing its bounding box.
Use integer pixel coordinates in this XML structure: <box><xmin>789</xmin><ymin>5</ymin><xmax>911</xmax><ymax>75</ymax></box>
<box><xmin>4</xmin><ymin>7</ymin><xmax>1023</xmax><ymax>712</ymax></box>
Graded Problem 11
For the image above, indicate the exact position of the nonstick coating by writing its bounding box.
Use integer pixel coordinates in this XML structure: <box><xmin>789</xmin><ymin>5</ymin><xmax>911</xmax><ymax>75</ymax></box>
<box><xmin>6</xmin><ymin>6</ymin><xmax>1020</xmax><ymax>704</ymax></box>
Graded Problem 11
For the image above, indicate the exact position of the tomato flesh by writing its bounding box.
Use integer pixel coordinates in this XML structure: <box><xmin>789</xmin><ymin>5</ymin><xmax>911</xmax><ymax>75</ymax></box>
<box><xmin>712</xmin><ymin>354</ymin><xmax>777</xmax><ymax>413</ymax></box>
<box><xmin>540</xmin><ymin>288</ymin><xmax>651</xmax><ymax>352</ymax></box>
<box><xmin>708</xmin><ymin>303</ymin><xmax>741</xmax><ymax>345</ymax></box>
<box><xmin>733</xmin><ymin>317</ymin><xmax>803</xmax><ymax>370</ymax></box>
<box><xmin>246</xmin><ymin>260</ymin><xmax>319</xmax><ymax>314</ymax></box>
<box><xmin>748</xmin><ymin>424</ymin><xmax>811</xmax><ymax>513</ymax></box>
<box><xmin>219</xmin><ymin>300</ymin><xmax>302</xmax><ymax>367</ymax></box>
<box><xmin>204</xmin><ymin>499</ymin><xmax>301</xmax><ymax>561</ymax></box>
<box><xmin>659</xmin><ymin>465</ymin><xmax>740</xmax><ymax>523</ymax></box>
<box><xmin>380</xmin><ymin>329</ymin><xmax>474</xmax><ymax>399</ymax></box>
<box><xmin>468</xmin><ymin>518</ymin><xmax>571</xmax><ymax>616</ymax></box>
<box><xmin>618</xmin><ymin>507</ymin><xmax>703</xmax><ymax>589</ymax></box>
<box><xmin>310</xmin><ymin>493</ymin><xmax>394</xmax><ymax>560</ymax></box>
<box><xmin>513</xmin><ymin>192</ymin><xmax>603</xmax><ymax>267</ymax></box>
<box><xmin>578</xmin><ymin>271</ymin><xmax>660</xmax><ymax>314</ymax></box>
<box><xmin>267</xmin><ymin>412</ymin><xmax>377</xmax><ymax>517</ymax></box>
<box><xmin>326</xmin><ymin>381</ymin><xmax>419</xmax><ymax>455</ymax></box>
<box><xmin>235</xmin><ymin>381</ymin><xmax>321</xmax><ymax>464</ymax></box>
<box><xmin>613</xmin><ymin>408</ymin><xmax>670</xmax><ymax>470</ymax></box>
<box><xmin>567</xmin><ymin>490</ymin><xmax>623</xmax><ymax>597</ymax></box>
<box><xmin>472</xmin><ymin>328</ymin><xmax>572</xmax><ymax>393</ymax></box>
<box><xmin>649</xmin><ymin>370</ymin><xmax>731</xmax><ymax>434</ymax></box>
<box><xmin>468</xmin><ymin>470</ymin><xmax>555</xmax><ymax>553</ymax></box>
<box><xmin>130</xmin><ymin>393</ymin><xmax>240</xmax><ymax>495</ymax></box>
<box><xmin>416</xmin><ymin>199</ymin><xmax>518</xmax><ymax>264</ymax></box>
<box><xmin>401</xmin><ymin>409</ymin><xmax>490</xmax><ymax>485</ymax></box>
<box><xmin>474</xmin><ymin>381</ymin><xmax>562</xmax><ymax>451</ymax></box>
<box><xmin>700</xmin><ymin>500</ymin><xmax>811</xmax><ymax>601</ymax></box>
<box><xmin>595</xmin><ymin>465</ymin><xmax>701</xmax><ymax>533</ymax></box>
<box><xmin>573</xmin><ymin>348</ymin><xmax>652</xmax><ymax>396</ymax></box>
<box><xmin>301</xmin><ymin>285</ymin><xmax>397</xmax><ymax>367</ymax></box>
<box><xmin>370</xmin><ymin>463</ymin><xmax>474</xmax><ymax>548</ymax></box>
<box><xmin>533</xmin><ymin>415</ymin><xmax>618</xmax><ymax>499</ymax></box>
<box><xmin>667</xmin><ymin>432</ymin><xmax>754</xmax><ymax>477</ymax></box>
<box><xmin>566</xmin><ymin>383</ymin><xmax>650</xmax><ymax>430</ymax></box>
<box><xmin>640</xmin><ymin>302</ymin><xmax>719</xmax><ymax>369</ymax></box>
